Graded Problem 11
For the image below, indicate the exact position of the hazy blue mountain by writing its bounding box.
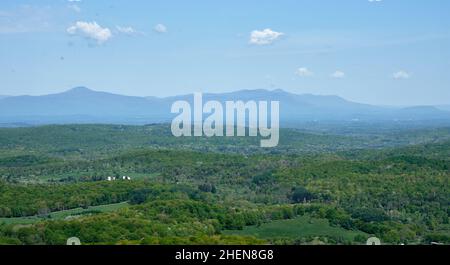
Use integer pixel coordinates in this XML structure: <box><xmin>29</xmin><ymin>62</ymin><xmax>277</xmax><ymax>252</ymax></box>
<box><xmin>0</xmin><ymin>96</ymin><xmax>9</xmax><ymax>100</ymax></box>
<box><xmin>160</xmin><ymin>89</ymin><xmax>450</xmax><ymax>122</ymax></box>
<box><xmin>0</xmin><ymin>87</ymin><xmax>449</xmax><ymax>125</ymax></box>
<box><xmin>436</xmin><ymin>105</ymin><xmax>450</xmax><ymax>112</ymax></box>
<box><xmin>0</xmin><ymin>87</ymin><xmax>168</xmax><ymax>124</ymax></box>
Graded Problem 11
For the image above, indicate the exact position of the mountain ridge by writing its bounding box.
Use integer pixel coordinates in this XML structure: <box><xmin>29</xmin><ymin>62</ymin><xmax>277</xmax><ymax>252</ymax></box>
<box><xmin>0</xmin><ymin>87</ymin><xmax>449</xmax><ymax>125</ymax></box>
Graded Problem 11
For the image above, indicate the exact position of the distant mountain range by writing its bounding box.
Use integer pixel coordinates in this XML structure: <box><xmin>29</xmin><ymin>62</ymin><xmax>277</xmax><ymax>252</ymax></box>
<box><xmin>0</xmin><ymin>87</ymin><xmax>449</xmax><ymax>125</ymax></box>
<box><xmin>437</xmin><ymin>105</ymin><xmax>450</xmax><ymax>112</ymax></box>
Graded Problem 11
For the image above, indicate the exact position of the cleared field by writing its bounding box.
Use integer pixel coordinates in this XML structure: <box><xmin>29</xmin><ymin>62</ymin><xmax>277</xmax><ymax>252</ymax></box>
<box><xmin>224</xmin><ymin>215</ymin><xmax>367</xmax><ymax>242</ymax></box>
<box><xmin>0</xmin><ymin>202</ymin><xmax>130</xmax><ymax>225</ymax></box>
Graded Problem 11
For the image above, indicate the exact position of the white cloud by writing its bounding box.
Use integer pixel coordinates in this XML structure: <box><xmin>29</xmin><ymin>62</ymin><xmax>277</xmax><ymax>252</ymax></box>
<box><xmin>393</xmin><ymin>71</ymin><xmax>411</xmax><ymax>79</ymax></box>
<box><xmin>67</xmin><ymin>21</ymin><xmax>112</xmax><ymax>44</ymax></box>
<box><xmin>368</xmin><ymin>0</ymin><xmax>382</xmax><ymax>2</ymax></box>
<box><xmin>154</xmin><ymin>23</ymin><xmax>167</xmax><ymax>33</ymax></box>
<box><xmin>331</xmin><ymin>70</ymin><xmax>345</xmax><ymax>78</ymax></box>
<box><xmin>116</xmin><ymin>26</ymin><xmax>136</xmax><ymax>35</ymax></box>
<box><xmin>249</xmin><ymin>29</ymin><xmax>284</xmax><ymax>45</ymax></box>
<box><xmin>296</xmin><ymin>67</ymin><xmax>314</xmax><ymax>77</ymax></box>
<box><xmin>68</xmin><ymin>0</ymin><xmax>82</xmax><ymax>2</ymax></box>
<box><xmin>68</xmin><ymin>4</ymin><xmax>81</xmax><ymax>13</ymax></box>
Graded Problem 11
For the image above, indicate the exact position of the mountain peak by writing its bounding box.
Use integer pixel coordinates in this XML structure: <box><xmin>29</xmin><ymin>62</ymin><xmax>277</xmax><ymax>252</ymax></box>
<box><xmin>272</xmin><ymin>88</ymin><xmax>287</xmax><ymax>93</ymax></box>
<box><xmin>66</xmin><ymin>87</ymin><xmax>94</xmax><ymax>93</ymax></box>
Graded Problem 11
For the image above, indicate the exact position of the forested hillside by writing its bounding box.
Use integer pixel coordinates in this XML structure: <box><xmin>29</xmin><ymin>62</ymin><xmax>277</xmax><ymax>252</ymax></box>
<box><xmin>0</xmin><ymin>124</ymin><xmax>448</xmax><ymax>245</ymax></box>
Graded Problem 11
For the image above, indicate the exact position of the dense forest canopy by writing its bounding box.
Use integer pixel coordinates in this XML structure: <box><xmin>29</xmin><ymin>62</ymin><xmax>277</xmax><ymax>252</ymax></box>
<box><xmin>0</xmin><ymin>124</ymin><xmax>448</xmax><ymax>245</ymax></box>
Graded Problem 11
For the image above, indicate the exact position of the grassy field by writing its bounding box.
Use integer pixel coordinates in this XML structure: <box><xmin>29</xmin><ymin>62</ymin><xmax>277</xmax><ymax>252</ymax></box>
<box><xmin>224</xmin><ymin>215</ymin><xmax>368</xmax><ymax>243</ymax></box>
<box><xmin>0</xmin><ymin>202</ymin><xmax>130</xmax><ymax>225</ymax></box>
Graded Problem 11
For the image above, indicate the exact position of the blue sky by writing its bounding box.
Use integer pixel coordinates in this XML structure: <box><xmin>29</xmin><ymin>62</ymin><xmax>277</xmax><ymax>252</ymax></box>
<box><xmin>0</xmin><ymin>0</ymin><xmax>449</xmax><ymax>105</ymax></box>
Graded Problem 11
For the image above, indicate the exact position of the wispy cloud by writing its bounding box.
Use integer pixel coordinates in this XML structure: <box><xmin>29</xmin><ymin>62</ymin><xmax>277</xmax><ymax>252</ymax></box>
<box><xmin>249</xmin><ymin>29</ymin><xmax>284</xmax><ymax>45</ymax></box>
<box><xmin>0</xmin><ymin>5</ymin><xmax>54</xmax><ymax>34</ymax></box>
<box><xmin>68</xmin><ymin>4</ymin><xmax>81</xmax><ymax>13</ymax></box>
<box><xmin>116</xmin><ymin>25</ymin><xmax>145</xmax><ymax>36</ymax></box>
<box><xmin>67</xmin><ymin>21</ymin><xmax>112</xmax><ymax>44</ymax></box>
<box><xmin>331</xmin><ymin>70</ymin><xmax>345</xmax><ymax>78</ymax></box>
<box><xmin>116</xmin><ymin>26</ymin><xmax>135</xmax><ymax>35</ymax></box>
<box><xmin>296</xmin><ymin>67</ymin><xmax>314</xmax><ymax>77</ymax></box>
<box><xmin>393</xmin><ymin>70</ymin><xmax>411</xmax><ymax>79</ymax></box>
<box><xmin>154</xmin><ymin>24</ymin><xmax>167</xmax><ymax>33</ymax></box>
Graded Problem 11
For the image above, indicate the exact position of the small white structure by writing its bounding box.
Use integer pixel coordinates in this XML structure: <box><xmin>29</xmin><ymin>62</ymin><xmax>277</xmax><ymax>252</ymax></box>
<box><xmin>108</xmin><ymin>176</ymin><xmax>131</xmax><ymax>181</ymax></box>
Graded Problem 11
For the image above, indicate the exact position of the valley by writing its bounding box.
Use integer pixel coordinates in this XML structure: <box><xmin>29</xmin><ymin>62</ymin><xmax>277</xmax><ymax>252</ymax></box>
<box><xmin>0</xmin><ymin>123</ymin><xmax>448</xmax><ymax>245</ymax></box>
